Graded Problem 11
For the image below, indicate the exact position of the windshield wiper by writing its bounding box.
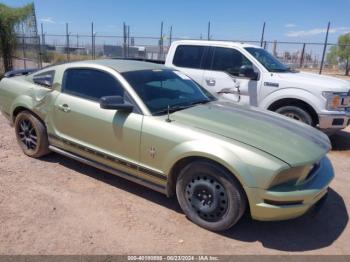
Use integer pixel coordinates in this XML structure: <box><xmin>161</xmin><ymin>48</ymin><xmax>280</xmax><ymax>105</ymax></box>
<box><xmin>152</xmin><ymin>99</ymin><xmax>211</xmax><ymax>116</ymax></box>
<box><xmin>153</xmin><ymin>105</ymin><xmax>189</xmax><ymax>115</ymax></box>
<box><xmin>187</xmin><ymin>99</ymin><xmax>211</xmax><ymax>106</ymax></box>
<box><xmin>270</xmin><ymin>68</ymin><xmax>292</xmax><ymax>73</ymax></box>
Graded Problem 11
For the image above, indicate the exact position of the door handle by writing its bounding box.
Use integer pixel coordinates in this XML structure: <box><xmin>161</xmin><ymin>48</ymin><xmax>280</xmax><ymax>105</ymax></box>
<box><xmin>58</xmin><ymin>104</ymin><xmax>71</xmax><ymax>113</ymax></box>
<box><xmin>205</xmin><ymin>78</ymin><xmax>216</xmax><ymax>86</ymax></box>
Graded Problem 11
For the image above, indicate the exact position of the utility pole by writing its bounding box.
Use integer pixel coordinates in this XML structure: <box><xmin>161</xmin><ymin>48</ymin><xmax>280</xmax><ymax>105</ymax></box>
<box><xmin>207</xmin><ymin>21</ymin><xmax>211</xmax><ymax>40</ymax></box>
<box><xmin>31</xmin><ymin>3</ymin><xmax>42</xmax><ymax>68</ymax></box>
<box><xmin>319</xmin><ymin>22</ymin><xmax>330</xmax><ymax>74</ymax></box>
<box><xmin>260</xmin><ymin>22</ymin><xmax>266</xmax><ymax>47</ymax></box>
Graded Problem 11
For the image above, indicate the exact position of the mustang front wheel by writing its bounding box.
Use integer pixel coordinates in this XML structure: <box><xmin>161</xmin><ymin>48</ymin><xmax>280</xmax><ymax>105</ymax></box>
<box><xmin>176</xmin><ymin>160</ymin><xmax>246</xmax><ymax>231</ymax></box>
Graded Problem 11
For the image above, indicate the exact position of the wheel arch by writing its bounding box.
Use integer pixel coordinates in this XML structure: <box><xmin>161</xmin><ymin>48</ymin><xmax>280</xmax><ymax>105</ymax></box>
<box><xmin>267</xmin><ymin>98</ymin><xmax>319</xmax><ymax>126</ymax></box>
<box><xmin>166</xmin><ymin>155</ymin><xmax>247</xmax><ymax>199</ymax></box>
<box><xmin>12</xmin><ymin>106</ymin><xmax>45</xmax><ymax>126</ymax></box>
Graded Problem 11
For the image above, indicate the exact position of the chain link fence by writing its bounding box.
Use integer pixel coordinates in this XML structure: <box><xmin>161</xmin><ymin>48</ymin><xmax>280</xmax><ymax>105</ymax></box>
<box><xmin>6</xmin><ymin>25</ymin><xmax>350</xmax><ymax>79</ymax></box>
<box><xmin>13</xmin><ymin>35</ymin><xmax>42</xmax><ymax>70</ymax></box>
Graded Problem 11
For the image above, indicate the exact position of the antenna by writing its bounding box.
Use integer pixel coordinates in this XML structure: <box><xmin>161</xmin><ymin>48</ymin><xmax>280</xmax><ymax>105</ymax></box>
<box><xmin>166</xmin><ymin>105</ymin><xmax>171</xmax><ymax>122</ymax></box>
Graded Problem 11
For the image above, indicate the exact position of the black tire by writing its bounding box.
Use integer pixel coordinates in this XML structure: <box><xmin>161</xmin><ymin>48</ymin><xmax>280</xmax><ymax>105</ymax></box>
<box><xmin>275</xmin><ymin>106</ymin><xmax>313</xmax><ymax>125</ymax></box>
<box><xmin>14</xmin><ymin>111</ymin><xmax>50</xmax><ymax>158</ymax></box>
<box><xmin>176</xmin><ymin>160</ymin><xmax>246</xmax><ymax>232</ymax></box>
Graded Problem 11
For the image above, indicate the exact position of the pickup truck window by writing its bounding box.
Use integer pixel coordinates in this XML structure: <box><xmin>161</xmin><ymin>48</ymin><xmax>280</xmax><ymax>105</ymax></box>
<box><xmin>62</xmin><ymin>68</ymin><xmax>125</xmax><ymax>101</ymax></box>
<box><xmin>33</xmin><ymin>70</ymin><xmax>55</xmax><ymax>88</ymax></box>
<box><xmin>173</xmin><ymin>45</ymin><xmax>205</xmax><ymax>69</ymax></box>
<box><xmin>122</xmin><ymin>69</ymin><xmax>213</xmax><ymax>115</ymax></box>
<box><xmin>212</xmin><ymin>47</ymin><xmax>253</xmax><ymax>76</ymax></box>
<box><xmin>245</xmin><ymin>47</ymin><xmax>290</xmax><ymax>72</ymax></box>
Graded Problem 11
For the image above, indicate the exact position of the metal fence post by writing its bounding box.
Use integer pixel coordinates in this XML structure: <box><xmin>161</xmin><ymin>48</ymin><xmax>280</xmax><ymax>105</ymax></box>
<box><xmin>91</xmin><ymin>22</ymin><xmax>94</xmax><ymax>59</ymax></box>
<box><xmin>319</xmin><ymin>22</ymin><xmax>330</xmax><ymax>74</ymax></box>
<box><xmin>159</xmin><ymin>21</ymin><xmax>163</xmax><ymax>60</ymax></box>
<box><xmin>299</xmin><ymin>43</ymin><xmax>306</xmax><ymax>68</ymax></box>
<box><xmin>207</xmin><ymin>21</ymin><xmax>211</xmax><ymax>40</ymax></box>
<box><xmin>260</xmin><ymin>22</ymin><xmax>266</xmax><ymax>47</ymax></box>
<box><xmin>40</xmin><ymin>23</ymin><xmax>45</xmax><ymax>64</ymax></box>
<box><xmin>272</xmin><ymin>40</ymin><xmax>277</xmax><ymax>56</ymax></box>
<box><xmin>66</xmin><ymin>23</ymin><xmax>70</xmax><ymax>61</ymax></box>
<box><xmin>37</xmin><ymin>36</ymin><xmax>42</xmax><ymax>69</ymax></box>
<box><xmin>21</xmin><ymin>24</ymin><xmax>27</xmax><ymax>70</ymax></box>
<box><xmin>169</xmin><ymin>26</ymin><xmax>173</xmax><ymax>47</ymax></box>
<box><xmin>127</xmin><ymin>25</ymin><xmax>130</xmax><ymax>57</ymax></box>
<box><xmin>123</xmin><ymin>22</ymin><xmax>127</xmax><ymax>58</ymax></box>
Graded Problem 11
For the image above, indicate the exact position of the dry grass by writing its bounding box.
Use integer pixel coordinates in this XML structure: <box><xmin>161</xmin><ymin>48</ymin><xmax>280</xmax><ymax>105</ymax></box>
<box><xmin>301</xmin><ymin>67</ymin><xmax>350</xmax><ymax>80</ymax></box>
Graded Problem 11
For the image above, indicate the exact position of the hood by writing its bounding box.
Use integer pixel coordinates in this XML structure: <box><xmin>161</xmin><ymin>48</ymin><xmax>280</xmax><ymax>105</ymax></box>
<box><xmin>277</xmin><ymin>71</ymin><xmax>350</xmax><ymax>92</ymax></box>
<box><xmin>171</xmin><ymin>101</ymin><xmax>331</xmax><ymax>166</ymax></box>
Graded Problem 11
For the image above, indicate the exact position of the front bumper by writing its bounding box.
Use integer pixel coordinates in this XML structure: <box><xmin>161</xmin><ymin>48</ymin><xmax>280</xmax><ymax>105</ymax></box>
<box><xmin>245</xmin><ymin>157</ymin><xmax>334</xmax><ymax>221</ymax></box>
<box><xmin>318</xmin><ymin>110</ymin><xmax>350</xmax><ymax>130</ymax></box>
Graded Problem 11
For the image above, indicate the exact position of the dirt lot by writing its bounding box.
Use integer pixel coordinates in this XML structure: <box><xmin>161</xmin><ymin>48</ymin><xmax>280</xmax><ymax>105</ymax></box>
<box><xmin>0</xmin><ymin>113</ymin><xmax>349</xmax><ymax>255</ymax></box>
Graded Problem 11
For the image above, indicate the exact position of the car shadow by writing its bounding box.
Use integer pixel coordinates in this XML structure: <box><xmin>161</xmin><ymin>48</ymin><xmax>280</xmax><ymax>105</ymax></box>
<box><xmin>221</xmin><ymin>188</ymin><xmax>348</xmax><ymax>252</ymax></box>
<box><xmin>330</xmin><ymin>130</ymin><xmax>350</xmax><ymax>151</ymax></box>
<box><xmin>41</xmin><ymin>153</ymin><xmax>183</xmax><ymax>213</ymax></box>
<box><xmin>42</xmin><ymin>153</ymin><xmax>348</xmax><ymax>252</ymax></box>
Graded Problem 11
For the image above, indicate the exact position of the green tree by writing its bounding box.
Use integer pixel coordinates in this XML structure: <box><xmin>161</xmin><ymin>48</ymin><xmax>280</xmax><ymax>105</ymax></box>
<box><xmin>326</xmin><ymin>46</ymin><xmax>339</xmax><ymax>66</ymax></box>
<box><xmin>338</xmin><ymin>33</ymin><xmax>350</xmax><ymax>76</ymax></box>
<box><xmin>0</xmin><ymin>3</ymin><xmax>33</xmax><ymax>72</ymax></box>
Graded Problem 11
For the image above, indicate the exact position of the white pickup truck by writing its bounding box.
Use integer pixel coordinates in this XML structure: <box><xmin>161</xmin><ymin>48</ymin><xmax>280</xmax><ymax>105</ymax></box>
<box><xmin>164</xmin><ymin>40</ymin><xmax>350</xmax><ymax>134</ymax></box>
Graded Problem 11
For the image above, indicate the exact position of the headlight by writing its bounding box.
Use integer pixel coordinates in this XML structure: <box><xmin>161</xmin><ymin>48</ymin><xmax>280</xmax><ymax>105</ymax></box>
<box><xmin>269</xmin><ymin>165</ymin><xmax>313</xmax><ymax>188</ymax></box>
<box><xmin>322</xmin><ymin>91</ymin><xmax>350</xmax><ymax>110</ymax></box>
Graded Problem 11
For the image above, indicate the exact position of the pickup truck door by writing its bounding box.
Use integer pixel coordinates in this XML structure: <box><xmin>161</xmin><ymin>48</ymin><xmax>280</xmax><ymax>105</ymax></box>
<box><xmin>49</xmin><ymin>68</ymin><xmax>142</xmax><ymax>177</ymax></box>
<box><xmin>202</xmin><ymin>47</ymin><xmax>259</xmax><ymax>106</ymax></box>
<box><xmin>168</xmin><ymin>45</ymin><xmax>207</xmax><ymax>86</ymax></box>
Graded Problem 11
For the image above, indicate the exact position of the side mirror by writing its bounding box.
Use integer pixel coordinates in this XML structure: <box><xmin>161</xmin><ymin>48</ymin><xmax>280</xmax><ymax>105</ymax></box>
<box><xmin>239</xmin><ymin>65</ymin><xmax>258</xmax><ymax>80</ymax></box>
<box><xmin>99</xmin><ymin>96</ymin><xmax>134</xmax><ymax>112</ymax></box>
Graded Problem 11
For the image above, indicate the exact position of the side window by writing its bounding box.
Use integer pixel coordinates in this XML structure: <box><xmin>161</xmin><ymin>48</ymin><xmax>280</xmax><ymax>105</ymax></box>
<box><xmin>33</xmin><ymin>70</ymin><xmax>55</xmax><ymax>88</ymax></box>
<box><xmin>62</xmin><ymin>68</ymin><xmax>125</xmax><ymax>101</ymax></box>
<box><xmin>173</xmin><ymin>45</ymin><xmax>205</xmax><ymax>69</ymax></box>
<box><xmin>212</xmin><ymin>47</ymin><xmax>253</xmax><ymax>76</ymax></box>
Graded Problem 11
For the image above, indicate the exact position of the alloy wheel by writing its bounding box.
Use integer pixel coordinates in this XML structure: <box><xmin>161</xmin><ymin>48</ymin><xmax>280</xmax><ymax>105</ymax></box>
<box><xmin>17</xmin><ymin>119</ymin><xmax>38</xmax><ymax>150</ymax></box>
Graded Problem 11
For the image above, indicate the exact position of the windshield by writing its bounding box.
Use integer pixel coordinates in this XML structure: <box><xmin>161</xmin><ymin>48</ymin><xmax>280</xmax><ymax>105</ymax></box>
<box><xmin>122</xmin><ymin>69</ymin><xmax>215</xmax><ymax>115</ymax></box>
<box><xmin>245</xmin><ymin>47</ymin><xmax>291</xmax><ymax>72</ymax></box>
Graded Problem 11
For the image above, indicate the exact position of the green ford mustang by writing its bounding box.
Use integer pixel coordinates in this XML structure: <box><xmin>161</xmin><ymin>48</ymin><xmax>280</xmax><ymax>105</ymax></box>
<box><xmin>0</xmin><ymin>60</ymin><xmax>334</xmax><ymax>231</ymax></box>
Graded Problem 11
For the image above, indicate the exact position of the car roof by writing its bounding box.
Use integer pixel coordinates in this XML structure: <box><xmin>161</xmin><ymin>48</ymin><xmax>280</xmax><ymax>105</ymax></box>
<box><xmin>171</xmin><ymin>39</ymin><xmax>261</xmax><ymax>49</ymax></box>
<box><xmin>49</xmin><ymin>59</ymin><xmax>167</xmax><ymax>73</ymax></box>
<box><xmin>85</xmin><ymin>59</ymin><xmax>166</xmax><ymax>72</ymax></box>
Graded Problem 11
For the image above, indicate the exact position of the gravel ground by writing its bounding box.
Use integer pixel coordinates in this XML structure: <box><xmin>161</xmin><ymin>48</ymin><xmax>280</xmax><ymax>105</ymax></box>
<box><xmin>0</xmin><ymin>113</ymin><xmax>349</xmax><ymax>255</ymax></box>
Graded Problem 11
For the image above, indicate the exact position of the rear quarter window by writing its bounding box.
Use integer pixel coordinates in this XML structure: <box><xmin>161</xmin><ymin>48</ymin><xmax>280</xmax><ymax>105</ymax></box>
<box><xmin>32</xmin><ymin>70</ymin><xmax>55</xmax><ymax>88</ymax></box>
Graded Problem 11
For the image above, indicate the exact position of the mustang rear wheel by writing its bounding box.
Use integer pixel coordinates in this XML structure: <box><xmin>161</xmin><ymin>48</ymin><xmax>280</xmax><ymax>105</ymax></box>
<box><xmin>14</xmin><ymin>111</ymin><xmax>50</xmax><ymax>158</ymax></box>
<box><xmin>176</xmin><ymin>160</ymin><xmax>246</xmax><ymax>231</ymax></box>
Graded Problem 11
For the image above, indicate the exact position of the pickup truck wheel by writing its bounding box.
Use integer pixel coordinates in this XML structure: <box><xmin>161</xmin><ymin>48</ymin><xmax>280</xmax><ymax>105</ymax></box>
<box><xmin>14</xmin><ymin>111</ymin><xmax>50</xmax><ymax>158</ymax></box>
<box><xmin>275</xmin><ymin>106</ymin><xmax>313</xmax><ymax>125</ymax></box>
<box><xmin>176</xmin><ymin>160</ymin><xmax>246</xmax><ymax>232</ymax></box>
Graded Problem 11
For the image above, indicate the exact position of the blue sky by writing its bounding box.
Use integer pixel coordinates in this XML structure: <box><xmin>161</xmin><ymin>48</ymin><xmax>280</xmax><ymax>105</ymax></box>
<box><xmin>3</xmin><ymin>0</ymin><xmax>350</xmax><ymax>43</ymax></box>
